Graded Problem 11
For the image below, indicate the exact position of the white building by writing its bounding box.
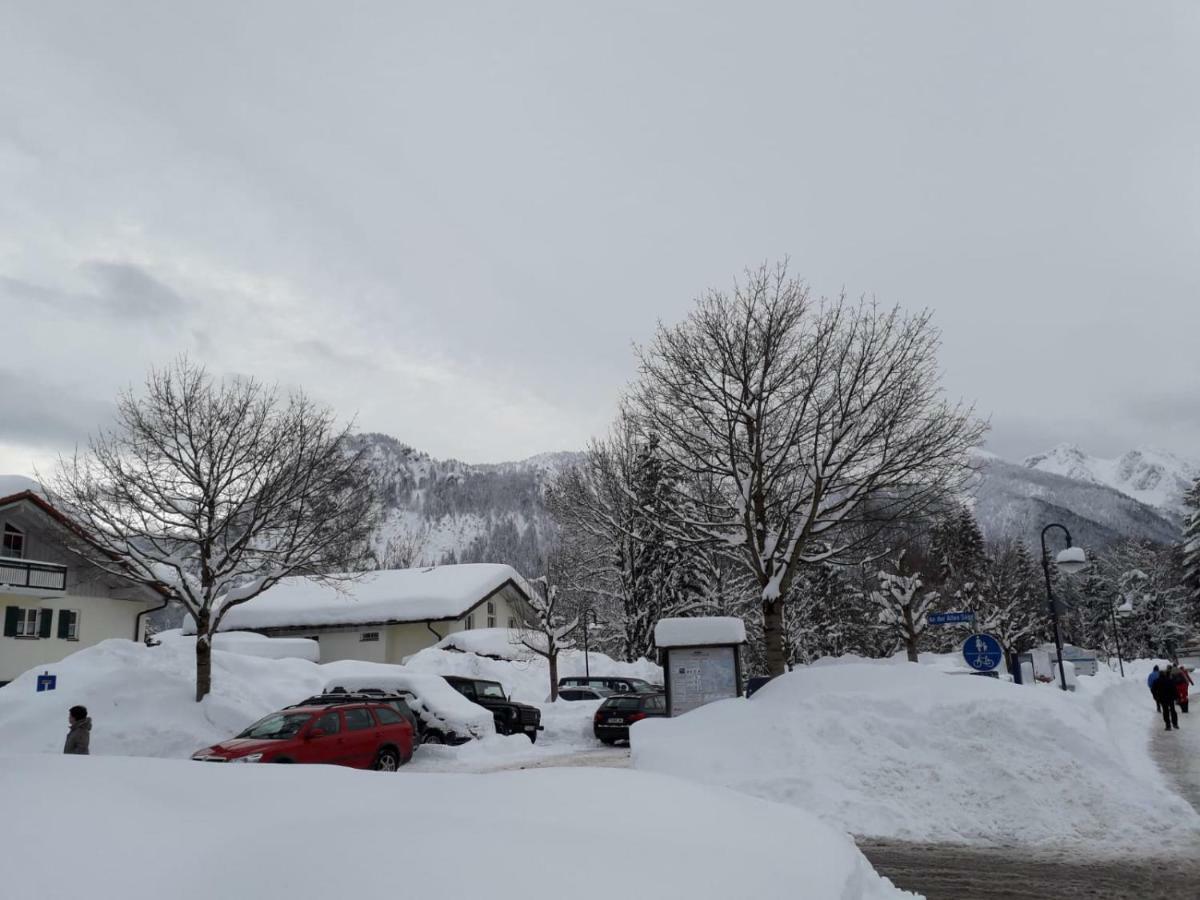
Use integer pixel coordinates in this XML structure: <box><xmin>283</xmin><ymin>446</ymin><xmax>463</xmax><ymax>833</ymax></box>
<box><xmin>1</xmin><ymin>482</ymin><xmax>166</xmax><ymax>686</ymax></box>
<box><xmin>193</xmin><ymin>564</ymin><xmax>533</xmax><ymax>665</ymax></box>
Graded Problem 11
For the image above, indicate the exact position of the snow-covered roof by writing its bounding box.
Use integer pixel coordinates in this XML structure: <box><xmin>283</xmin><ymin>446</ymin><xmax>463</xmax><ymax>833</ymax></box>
<box><xmin>209</xmin><ymin>564</ymin><xmax>529</xmax><ymax>632</ymax></box>
<box><xmin>654</xmin><ymin>616</ymin><xmax>746</xmax><ymax>648</ymax></box>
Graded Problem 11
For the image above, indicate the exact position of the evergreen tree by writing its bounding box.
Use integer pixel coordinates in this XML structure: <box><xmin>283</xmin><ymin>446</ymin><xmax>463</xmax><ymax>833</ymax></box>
<box><xmin>976</xmin><ymin>540</ymin><xmax>1043</xmax><ymax>666</ymax></box>
<box><xmin>870</xmin><ymin>552</ymin><xmax>937</xmax><ymax>662</ymax></box>
<box><xmin>1183</xmin><ymin>476</ymin><xmax>1200</xmax><ymax>609</ymax></box>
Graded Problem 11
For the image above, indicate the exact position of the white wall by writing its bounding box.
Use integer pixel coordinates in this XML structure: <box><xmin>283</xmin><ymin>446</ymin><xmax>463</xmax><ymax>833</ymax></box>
<box><xmin>311</xmin><ymin>629</ymin><xmax>389</xmax><ymax>665</ymax></box>
<box><xmin>0</xmin><ymin>592</ymin><xmax>156</xmax><ymax>683</ymax></box>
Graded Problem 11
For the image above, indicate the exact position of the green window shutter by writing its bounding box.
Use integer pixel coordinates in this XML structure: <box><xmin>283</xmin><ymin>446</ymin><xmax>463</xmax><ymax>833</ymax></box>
<box><xmin>3</xmin><ymin>606</ymin><xmax>18</xmax><ymax>637</ymax></box>
<box><xmin>57</xmin><ymin>610</ymin><xmax>71</xmax><ymax>639</ymax></box>
<box><xmin>38</xmin><ymin>610</ymin><xmax>53</xmax><ymax>639</ymax></box>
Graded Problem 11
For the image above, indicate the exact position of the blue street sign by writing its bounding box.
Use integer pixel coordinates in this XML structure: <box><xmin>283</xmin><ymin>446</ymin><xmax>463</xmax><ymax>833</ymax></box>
<box><xmin>962</xmin><ymin>633</ymin><xmax>1004</xmax><ymax>672</ymax></box>
<box><xmin>929</xmin><ymin>611</ymin><xmax>976</xmax><ymax>627</ymax></box>
<box><xmin>36</xmin><ymin>672</ymin><xmax>57</xmax><ymax>693</ymax></box>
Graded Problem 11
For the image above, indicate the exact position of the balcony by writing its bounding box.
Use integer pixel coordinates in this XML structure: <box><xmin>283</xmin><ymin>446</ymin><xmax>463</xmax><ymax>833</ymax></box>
<box><xmin>0</xmin><ymin>558</ymin><xmax>68</xmax><ymax>598</ymax></box>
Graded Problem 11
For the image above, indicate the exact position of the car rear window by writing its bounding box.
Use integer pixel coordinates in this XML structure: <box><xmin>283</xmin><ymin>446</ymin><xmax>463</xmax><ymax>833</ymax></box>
<box><xmin>374</xmin><ymin>707</ymin><xmax>404</xmax><ymax>725</ymax></box>
<box><xmin>343</xmin><ymin>708</ymin><xmax>374</xmax><ymax>731</ymax></box>
<box><xmin>602</xmin><ymin>697</ymin><xmax>643</xmax><ymax>710</ymax></box>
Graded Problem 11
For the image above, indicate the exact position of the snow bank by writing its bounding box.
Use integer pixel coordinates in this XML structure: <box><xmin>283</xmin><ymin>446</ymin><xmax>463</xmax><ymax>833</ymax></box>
<box><xmin>433</xmin><ymin>626</ymin><xmax>536</xmax><ymax>660</ymax></box>
<box><xmin>632</xmin><ymin>662</ymin><xmax>1200</xmax><ymax>852</ymax></box>
<box><xmin>655</xmin><ymin>615</ymin><xmax>746</xmax><ymax>647</ymax></box>
<box><xmin>159</xmin><ymin>629</ymin><xmax>320</xmax><ymax>662</ymax></box>
<box><xmin>0</xmin><ymin>639</ymin><xmax>326</xmax><ymax>758</ymax></box>
<box><xmin>0</xmin><ymin>756</ymin><xmax>912</xmax><ymax>900</ymax></box>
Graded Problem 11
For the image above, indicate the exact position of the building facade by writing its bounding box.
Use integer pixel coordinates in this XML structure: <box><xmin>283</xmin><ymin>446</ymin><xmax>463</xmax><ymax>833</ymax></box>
<box><xmin>0</xmin><ymin>489</ymin><xmax>165</xmax><ymax>686</ymax></box>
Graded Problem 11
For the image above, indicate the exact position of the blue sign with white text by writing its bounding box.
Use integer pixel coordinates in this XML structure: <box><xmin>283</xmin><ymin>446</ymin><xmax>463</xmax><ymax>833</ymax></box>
<box><xmin>36</xmin><ymin>672</ymin><xmax>57</xmax><ymax>693</ymax></box>
<box><xmin>929</xmin><ymin>611</ymin><xmax>976</xmax><ymax>627</ymax></box>
<box><xmin>962</xmin><ymin>634</ymin><xmax>1003</xmax><ymax>672</ymax></box>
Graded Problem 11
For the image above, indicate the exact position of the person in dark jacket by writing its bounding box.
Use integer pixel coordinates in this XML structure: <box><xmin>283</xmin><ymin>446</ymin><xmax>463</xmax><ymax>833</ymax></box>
<box><xmin>64</xmin><ymin>705</ymin><xmax>91</xmax><ymax>755</ymax></box>
<box><xmin>1148</xmin><ymin>665</ymin><xmax>1162</xmax><ymax>712</ymax></box>
<box><xmin>1153</xmin><ymin>667</ymin><xmax>1179</xmax><ymax>731</ymax></box>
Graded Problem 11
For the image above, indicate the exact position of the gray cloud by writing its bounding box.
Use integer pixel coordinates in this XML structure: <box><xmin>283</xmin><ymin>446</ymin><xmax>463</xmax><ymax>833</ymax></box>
<box><xmin>1</xmin><ymin>2</ymin><xmax>1198</xmax><ymax>474</ymax></box>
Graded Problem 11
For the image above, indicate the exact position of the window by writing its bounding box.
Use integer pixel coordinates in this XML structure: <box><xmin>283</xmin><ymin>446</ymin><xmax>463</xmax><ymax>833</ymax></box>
<box><xmin>360</xmin><ymin>631</ymin><xmax>380</xmax><ymax>643</ymax></box>
<box><xmin>450</xmin><ymin>680</ymin><xmax>476</xmax><ymax>699</ymax></box>
<box><xmin>343</xmin><ymin>708</ymin><xmax>374</xmax><ymax>731</ymax></box>
<box><xmin>4</xmin><ymin>607</ymin><xmax>50</xmax><ymax>639</ymax></box>
<box><xmin>465</xmin><ymin>613</ymin><xmax>475</xmax><ymax>629</ymax></box>
<box><xmin>1</xmin><ymin>524</ymin><xmax>23</xmax><ymax>559</ymax></box>
<box><xmin>237</xmin><ymin>713</ymin><xmax>312</xmax><ymax>740</ymax></box>
<box><xmin>476</xmin><ymin>682</ymin><xmax>506</xmax><ymax>700</ymax></box>
<box><xmin>313</xmin><ymin>712</ymin><xmax>340</xmax><ymax>735</ymax></box>
<box><xmin>374</xmin><ymin>707</ymin><xmax>403</xmax><ymax>725</ymax></box>
<box><xmin>508</xmin><ymin>617</ymin><xmax>515</xmax><ymax>629</ymax></box>
<box><xmin>646</xmin><ymin>695</ymin><xmax>667</xmax><ymax>712</ymax></box>
<box><xmin>57</xmin><ymin>609</ymin><xmax>80</xmax><ymax>641</ymax></box>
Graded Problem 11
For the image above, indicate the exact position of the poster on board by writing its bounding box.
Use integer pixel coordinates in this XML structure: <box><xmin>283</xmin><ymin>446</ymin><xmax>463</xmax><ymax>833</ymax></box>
<box><xmin>668</xmin><ymin>646</ymin><xmax>737</xmax><ymax>716</ymax></box>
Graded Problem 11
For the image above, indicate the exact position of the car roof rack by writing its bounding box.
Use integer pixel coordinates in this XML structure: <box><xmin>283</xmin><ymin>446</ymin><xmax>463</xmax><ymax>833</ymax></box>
<box><xmin>287</xmin><ymin>690</ymin><xmax>415</xmax><ymax>708</ymax></box>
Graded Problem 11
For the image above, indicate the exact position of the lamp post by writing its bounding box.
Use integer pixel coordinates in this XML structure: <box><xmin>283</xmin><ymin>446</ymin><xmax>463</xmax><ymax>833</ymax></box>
<box><xmin>580</xmin><ymin>608</ymin><xmax>603</xmax><ymax>679</ymax></box>
<box><xmin>1040</xmin><ymin>523</ymin><xmax>1090</xmax><ymax>691</ymax></box>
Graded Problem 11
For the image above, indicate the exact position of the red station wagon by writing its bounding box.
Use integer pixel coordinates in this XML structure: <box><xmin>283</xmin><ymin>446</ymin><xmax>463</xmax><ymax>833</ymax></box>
<box><xmin>192</xmin><ymin>702</ymin><xmax>414</xmax><ymax>771</ymax></box>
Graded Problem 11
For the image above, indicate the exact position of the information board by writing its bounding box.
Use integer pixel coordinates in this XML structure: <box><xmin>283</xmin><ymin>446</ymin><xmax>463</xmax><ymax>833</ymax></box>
<box><xmin>667</xmin><ymin>646</ymin><xmax>737</xmax><ymax>716</ymax></box>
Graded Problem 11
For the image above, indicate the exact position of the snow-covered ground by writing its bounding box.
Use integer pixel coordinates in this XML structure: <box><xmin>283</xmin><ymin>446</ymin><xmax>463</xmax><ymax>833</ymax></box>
<box><xmin>0</xmin><ymin>756</ymin><xmax>912</xmax><ymax>900</ymax></box>
<box><xmin>632</xmin><ymin>657</ymin><xmax>1200</xmax><ymax>853</ymax></box>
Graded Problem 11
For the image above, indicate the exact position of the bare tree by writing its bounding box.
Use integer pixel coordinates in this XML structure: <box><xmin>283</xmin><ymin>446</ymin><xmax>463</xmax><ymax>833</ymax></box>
<box><xmin>515</xmin><ymin>548</ymin><xmax>580</xmax><ymax>701</ymax></box>
<box><xmin>49</xmin><ymin>359</ymin><xmax>377</xmax><ymax>700</ymax></box>
<box><xmin>627</xmin><ymin>262</ymin><xmax>985</xmax><ymax>674</ymax></box>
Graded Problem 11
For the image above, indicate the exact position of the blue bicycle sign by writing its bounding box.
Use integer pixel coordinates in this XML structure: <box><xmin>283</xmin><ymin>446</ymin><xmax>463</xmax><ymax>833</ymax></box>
<box><xmin>962</xmin><ymin>633</ymin><xmax>1004</xmax><ymax>672</ymax></box>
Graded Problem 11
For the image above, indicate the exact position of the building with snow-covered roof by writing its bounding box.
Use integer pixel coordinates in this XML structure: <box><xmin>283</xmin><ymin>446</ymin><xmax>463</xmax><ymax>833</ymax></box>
<box><xmin>189</xmin><ymin>563</ymin><xmax>532</xmax><ymax>665</ymax></box>
<box><xmin>1</xmin><ymin>481</ymin><xmax>168</xmax><ymax>685</ymax></box>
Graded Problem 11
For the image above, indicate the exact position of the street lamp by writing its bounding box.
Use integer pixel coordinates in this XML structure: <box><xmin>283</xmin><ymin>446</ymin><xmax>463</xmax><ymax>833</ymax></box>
<box><xmin>1040</xmin><ymin>523</ymin><xmax>1090</xmax><ymax>691</ymax></box>
<box><xmin>580</xmin><ymin>608</ymin><xmax>603</xmax><ymax>679</ymax></box>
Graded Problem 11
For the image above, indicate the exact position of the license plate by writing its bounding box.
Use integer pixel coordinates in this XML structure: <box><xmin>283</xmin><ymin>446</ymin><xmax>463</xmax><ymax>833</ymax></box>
<box><xmin>606</xmin><ymin>717</ymin><xmax>624</xmax><ymax>724</ymax></box>
<box><xmin>524</xmin><ymin>725</ymin><xmax>537</xmax><ymax>732</ymax></box>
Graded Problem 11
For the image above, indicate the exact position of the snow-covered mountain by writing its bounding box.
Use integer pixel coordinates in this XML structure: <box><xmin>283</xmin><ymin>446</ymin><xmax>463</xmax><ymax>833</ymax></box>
<box><xmin>970</xmin><ymin>452</ymin><xmax>1182</xmax><ymax>549</ymax></box>
<box><xmin>351</xmin><ymin>433</ymin><xmax>581</xmax><ymax>575</ymax></box>
<box><xmin>1023</xmin><ymin>444</ymin><xmax>1199</xmax><ymax>519</ymax></box>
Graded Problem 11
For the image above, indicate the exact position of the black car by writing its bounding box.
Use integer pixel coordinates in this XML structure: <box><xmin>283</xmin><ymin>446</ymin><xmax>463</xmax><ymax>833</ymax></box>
<box><xmin>559</xmin><ymin>676</ymin><xmax>663</xmax><ymax>695</ymax></box>
<box><xmin>593</xmin><ymin>692</ymin><xmax>667</xmax><ymax>744</ymax></box>
<box><xmin>443</xmin><ymin>676</ymin><xmax>544</xmax><ymax>742</ymax></box>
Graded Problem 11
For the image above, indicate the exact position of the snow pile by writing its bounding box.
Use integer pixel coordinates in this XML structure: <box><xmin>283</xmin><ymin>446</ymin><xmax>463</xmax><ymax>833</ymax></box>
<box><xmin>188</xmin><ymin>563</ymin><xmax>528</xmax><ymax>632</ymax></box>
<box><xmin>654</xmin><ymin>616</ymin><xmax>746</xmax><ymax>647</ymax></box>
<box><xmin>433</xmin><ymin>627</ymin><xmax>536</xmax><ymax>660</ymax></box>
<box><xmin>318</xmin><ymin>662</ymin><xmax>495</xmax><ymax>739</ymax></box>
<box><xmin>159</xmin><ymin>629</ymin><xmax>320</xmax><ymax>662</ymax></box>
<box><xmin>633</xmin><ymin>662</ymin><xmax>1200</xmax><ymax>852</ymax></box>
<box><xmin>0</xmin><ymin>757</ymin><xmax>912</xmax><ymax>900</ymax></box>
<box><xmin>0</xmin><ymin>639</ymin><xmax>326</xmax><ymax>758</ymax></box>
<box><xmin>402</xmin><ymin>643</ymin><xmax>661</xmax><ymax>704</ymax></box>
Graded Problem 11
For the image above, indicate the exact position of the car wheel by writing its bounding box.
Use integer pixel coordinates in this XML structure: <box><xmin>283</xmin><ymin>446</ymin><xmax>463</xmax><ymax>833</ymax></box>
<box><xmin>422</xmin><ymin>731</ymin><xmax>446</xmax><ymax>745</ymax></box>
<box><xmin>599</xmin><ymin>738</ymin><xmax>615</xmax><ymax>746</ymax></box>
<box><xmin>274</xmin><ymin>758</ymin><xmax>294</xmax><ymax>763</ymax></box>
<box><xmin>373</xmin><ymin>748</ymin><xmax>401</xmax><ymax>772</ymax></box>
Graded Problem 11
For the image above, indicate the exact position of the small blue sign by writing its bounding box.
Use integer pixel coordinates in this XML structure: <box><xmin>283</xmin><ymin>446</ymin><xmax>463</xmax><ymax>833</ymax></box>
<box><xmin>962</xmin><ymin>633</ymin><xmax>1004</xmax><ymax>672</ymax></box>
<box><xmin>36</xmin><ymin>672</ymin><xmax>57</xmax><ymax>693</ymax></box>
<box><xmin>929</xmin><ymin>611</ymin><xmax>976</xmax><ymax>627</ymax></box>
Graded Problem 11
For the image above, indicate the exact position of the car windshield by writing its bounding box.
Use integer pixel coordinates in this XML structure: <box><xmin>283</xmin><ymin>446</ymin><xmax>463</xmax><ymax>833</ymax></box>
<box><xmin>237</xmin><ymin>712</ymin><xmax>312</xmax><ymax>740</ymax></box>
<box><xmin>604</xmin><ymin>697</ymin><xmax>643</xmax><ymax>710</ymax></box>
<box><xmin>477</xmin><ymin>682</ymin><xmax>506</xmax><ymax>700</ymax></box>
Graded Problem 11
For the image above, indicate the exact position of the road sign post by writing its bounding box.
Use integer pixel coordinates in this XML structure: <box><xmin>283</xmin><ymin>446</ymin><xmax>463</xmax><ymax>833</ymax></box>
<box><xmin>962</xmin><ymin>633</ymin><xmax>1004</xmax><ymax>673</ymax></box>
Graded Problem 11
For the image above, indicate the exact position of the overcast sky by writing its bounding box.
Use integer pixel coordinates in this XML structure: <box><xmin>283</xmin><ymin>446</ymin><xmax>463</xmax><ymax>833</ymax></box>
<box><xmin>2</xmin><ymin>2</ymin><xmax>1198</xmax><ymax>475</ymax></box>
